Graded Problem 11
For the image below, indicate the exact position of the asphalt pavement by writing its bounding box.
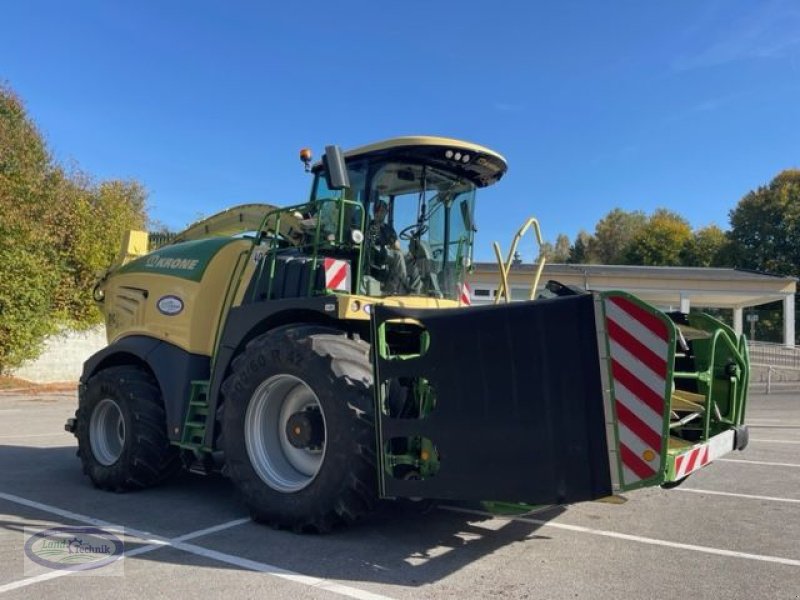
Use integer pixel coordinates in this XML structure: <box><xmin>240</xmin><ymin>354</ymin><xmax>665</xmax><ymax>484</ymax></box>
<box><xmin>0</xmin><ymin>389</ymin><xmax>798</xmax><ymax>599</ymax></box>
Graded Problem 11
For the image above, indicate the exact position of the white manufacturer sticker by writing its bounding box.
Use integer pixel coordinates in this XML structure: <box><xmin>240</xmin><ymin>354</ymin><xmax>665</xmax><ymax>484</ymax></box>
<box><xmin>157</xmin><ymin>295</ymin><xmax>184</xmax><ymax>316</ymax></box>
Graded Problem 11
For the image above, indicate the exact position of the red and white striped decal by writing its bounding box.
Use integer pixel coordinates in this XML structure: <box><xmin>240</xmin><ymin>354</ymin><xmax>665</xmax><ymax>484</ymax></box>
<box><xmin>674</xmin><ymin>445</ymin><xmax>710</xmax><ymax>479</ymax></box>
<box><xmin>673</xmin><ymin>430</ymin><xmax>735</xmax><ymax>479</ymax></box>
<box><xmin>323</xmin><ymin>258</ymin><xmax>350</xmax><ymax>291</ymax></box>
<box><xmin>604</xmin><ymin>294</ymin><xmax>671</xmax><ymax>487</ymax></box>
<box><xmin>459</xmin><ymin>282</ymin><xmax>471</xmax><ymax>306</ymax></box>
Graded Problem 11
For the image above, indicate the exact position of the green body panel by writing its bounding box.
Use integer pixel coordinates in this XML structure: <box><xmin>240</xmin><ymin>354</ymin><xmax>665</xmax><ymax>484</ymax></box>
<box><xmin>682</xmin><ymin>313</ymin><xmax>749</xmax><ymax>428</ymax></box>
<box><xmin>116</xmin><ymin>238</ymin><xmax>241</xmax><ymax>282</ymax></box>
<box><xmin>662</xmin><ymin>313</ymin><xmax>749</xmax><ymax>484</ymax></box>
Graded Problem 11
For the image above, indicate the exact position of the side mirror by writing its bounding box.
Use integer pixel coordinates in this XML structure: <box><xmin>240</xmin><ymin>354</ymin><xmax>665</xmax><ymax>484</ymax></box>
<box><xmin>323</xmin><ymin>145</ymin><xmax>350</xmax><ymax>191</ymax></box>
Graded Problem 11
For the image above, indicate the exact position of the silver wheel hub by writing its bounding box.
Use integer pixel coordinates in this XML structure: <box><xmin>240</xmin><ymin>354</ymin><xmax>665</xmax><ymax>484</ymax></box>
<box><xmin>244</xmin><ymin>374</ymin><xmax>327</xmax><ymax>492</ymax></box>
<box><xmin>89</xmin><ymin>398</ymin><xmax>125</xmax><ymax>466</ymax></box>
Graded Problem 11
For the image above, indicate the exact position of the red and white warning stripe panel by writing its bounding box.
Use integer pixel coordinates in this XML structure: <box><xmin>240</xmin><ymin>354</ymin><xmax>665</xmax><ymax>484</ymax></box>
<box><xmin>603</xmin><ymin>294</ymin><xmax>673</xmax><ymax>488</ymax></box>
<box><xmin>673</xmin><ymin>430</ymin><xmax>735</xmax><ymax>479</ymax></box>
<box><xmin>459</xmin><ymin>282</ymin><xmax>471</xmax><ymax>306</ymax></box>
<box><xmin>323</xmin><ymin>258</ymin><xmax>351</xmax><ymax>291</ymax></box>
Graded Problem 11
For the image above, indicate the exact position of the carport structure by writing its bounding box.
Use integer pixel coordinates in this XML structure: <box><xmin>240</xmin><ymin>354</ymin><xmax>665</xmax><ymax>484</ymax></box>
<box><xmin>467</xmin><ymin>263</ymin><xmax>798</xmax><ymax>346</ymax></box>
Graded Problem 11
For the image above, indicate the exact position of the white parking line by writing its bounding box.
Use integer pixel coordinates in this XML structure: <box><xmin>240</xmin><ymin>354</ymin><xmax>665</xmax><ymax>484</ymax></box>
<box><xmin>168</xmin><ymin>540</ymin><xmax>395</xmax><ymax>599</ymax></box>
<box><xmin>0</xmin><ymin>516</ymin><xmax>248</xmax><ymax>594</ymax></box>
<box><xmin>718</xmin><ymin>458</ymin><xmax>800</xmax><ymax>468</ymax></box>
<box><xmin>440</xmin><ymin>506</ymin><xmax>800</xmax><ymax>568</ymax></box>
<box><xmin>750</xmin><ymin>438</ymin><xmax>800</xmax><ymax>444</ymax></box>
<box><xmin>0</xmin><ymin>491</ymin><xmax>163</xmax><ymax>539</ymax></box>
<box><xmin>0</xmin><ymin>492</ymin><xmax>395</xmax><ymax>599</ymax></box>
<box><xmin>676</xmin><ymin>488</ymin><xmax>800</xmax><ymax>504</ymax></box>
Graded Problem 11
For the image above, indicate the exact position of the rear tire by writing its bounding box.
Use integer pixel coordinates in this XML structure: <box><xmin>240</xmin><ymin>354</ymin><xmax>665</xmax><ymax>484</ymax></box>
<box><xmin>76</xmin><ymin>366</ymin><xmax>180</xmax><ymax>491</ymax></box>
<box><xmin>221</xmin><ymin>325</ymin><xmax>376</xmax><ymax>532</ymax></box>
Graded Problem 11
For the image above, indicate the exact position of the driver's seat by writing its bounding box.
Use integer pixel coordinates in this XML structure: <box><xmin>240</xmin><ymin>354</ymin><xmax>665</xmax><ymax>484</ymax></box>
<box><xmin>408</xmin><ymin>238</ymin><xmax>441</xmax><ymax>295</ymax></box>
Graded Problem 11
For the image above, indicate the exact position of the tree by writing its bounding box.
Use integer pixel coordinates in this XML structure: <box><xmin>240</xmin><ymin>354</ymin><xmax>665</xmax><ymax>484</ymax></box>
<box><xmin>52</xmin><ymin>177</ymin><xmax>147</xmax><ymax>322</ymax></box>
<box><xmin>0</xmin><ymin>84</ymin><xmax>147</xmax><ymax>372</ymax></box>
<box><xmin>625</xmin><ymin>209</ymin><xmax>692</xmax><ymax>266</ymax></box>
<box><xmin>0</xmin><ymin>85</ymin><xmax>59</xmax><ymax>369</ymax></box>
<box><xmin>728</xmin><ymin>170</ymin><xmax>800</xmax><ymax>343</ymax></box>
<box><xmin>537</xmin><ymin>241</ymin><xmax>555</xmax><ymax>262</ymax></box>
<box><xmin>552</xmin><ymin>233</ymin><xmax>571</xmax><ymax>263</ymax></box>
<box><xmin>568</xmin><ymin>230</ymin><xmax>593</xmax><ymax>264</ymax></box>
<box><xmin>728</xmin><ymin>169</ymin><xmax>800</xmax><ymax>275</ymax></box>
<box><xmin>681</xmin><ymin>225</ymin><xmax>730</xmax><ymax>267</ymax></box>
<box><xmin>588</xmin><ymin>208</ymin><xmax>647</xmax><ymax>264</ymax></box>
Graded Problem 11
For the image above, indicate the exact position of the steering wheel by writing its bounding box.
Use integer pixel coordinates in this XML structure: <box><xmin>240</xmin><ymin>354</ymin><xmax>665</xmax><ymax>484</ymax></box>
<box><xmin>398</xmin><ymin>223</ymin><xmax>428</xmax><ymax>241</ymax></box>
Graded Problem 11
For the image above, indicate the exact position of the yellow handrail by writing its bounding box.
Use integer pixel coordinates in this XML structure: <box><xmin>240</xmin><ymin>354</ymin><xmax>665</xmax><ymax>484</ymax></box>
<box><xmin>492</xmin><ymin>217</ymin><xmax>546</xmax><ymax>304</ymax></box>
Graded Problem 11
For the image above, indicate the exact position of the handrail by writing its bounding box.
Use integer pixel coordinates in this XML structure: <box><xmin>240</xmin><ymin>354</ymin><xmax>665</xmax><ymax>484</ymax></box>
<box><xmin>211</xmin><ymin>250</ymin><xmax>250</xmax><ymax>373</ymax></box>
<box><xmin>492</xmin><ymin>217</ymin><xmax>546</xmax><ymax>304</ymax></box>
<box><xmin>255</xmin><ymin>196</ymin><xmax>365</xmax><ymax>299</ymax></box>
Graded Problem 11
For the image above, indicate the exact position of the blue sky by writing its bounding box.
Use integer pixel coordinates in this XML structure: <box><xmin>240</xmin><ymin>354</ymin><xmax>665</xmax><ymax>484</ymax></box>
<box><xmin>3</xmin><ymin>1</ymin><xmax>799</xmax><ymax>261</ymax></box>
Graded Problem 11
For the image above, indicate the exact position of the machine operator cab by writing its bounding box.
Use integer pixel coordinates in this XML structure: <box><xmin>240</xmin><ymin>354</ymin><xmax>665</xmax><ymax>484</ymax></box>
<box><xmin>306</xmin><ymin>136</ymin><xmax>507</xmax><ymax>301</ymax></box>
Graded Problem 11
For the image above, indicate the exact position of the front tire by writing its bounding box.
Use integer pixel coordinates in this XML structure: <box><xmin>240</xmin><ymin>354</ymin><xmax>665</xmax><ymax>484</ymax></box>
<box><xmin>76</xmin><ymin>366</ymin><xmax>180</xmax><ymax>491</ymax></box>
<box><xmin>221</xmin><ymin>325</ymin><xmax>376</xmax><ymax>532</ymax></box>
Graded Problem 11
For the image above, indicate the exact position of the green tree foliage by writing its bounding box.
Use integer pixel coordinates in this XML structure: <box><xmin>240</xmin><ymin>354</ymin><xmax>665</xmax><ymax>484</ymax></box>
<box><xmin>588</xmin><ymin>208</ymin><xmax>647</xmax><ymax>264</ymax></box>
<box><xmin>552</xmin><ymin>233</ymin><xmax>571</xmax><ymax>263</ymax></box>
<box><xmin>571</xmin><ymin>208</ymin><xmax>727</xmax><ymax>267</ymax></box>
<box><xmin>537</xmin><ymin>241</ymin><xmax>555</xmax><ymax>262</ymax></box>
<box><xmin>625</xmin><ymin>209</ymin><xmax>692</xmax><ymax>266</ymax></box>
<box><xmin>568</xmin><ymin>230</ymin><xmax>592</xmax><ymax>264</ymax></box>
<box><xmin>52</xmin><ymin>178</ymin><xmax>147</xmax><ymax>322</ymax></box>
<box><xmin>728</xmin><ymin>170</ymin><xmax>800</xmax><ymax>275</ymax></box>
<box><xmin>0</xmin><ymin>84</ymin><xmax>147</xmax><ymax>371</ymax></box>
<box><xmin>0</xmin><ymin>86</ymin><xmax>58</xmax><ymax>369</ymax></box>
<box><xmin>727</xmin><ymin>170</ymin><xmax>800</xmax><ymax>342</ymax></box>
<box><xmin>558</xmin><ymin>172</ymin><xmax>798</xmax><ymax>341</ymax></box>
<box><xmin>681</xmin><ymin>225</ymin><xmax>729</xmax><ymax>267</ymax></box>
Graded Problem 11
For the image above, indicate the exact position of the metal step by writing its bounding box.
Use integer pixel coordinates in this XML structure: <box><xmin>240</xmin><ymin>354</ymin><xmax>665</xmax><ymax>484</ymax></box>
<box><xmin>178</xmin><ymin>380</ymin><xmax>211</xmax><ymax>450</ymax></box>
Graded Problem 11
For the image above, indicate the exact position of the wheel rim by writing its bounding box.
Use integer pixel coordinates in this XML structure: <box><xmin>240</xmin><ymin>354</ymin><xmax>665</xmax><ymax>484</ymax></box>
<box><xmin>89</xmin><ymin>398</ymin><xmax>125</xmax><ymax>466</ymax></box>
<box><xmin>244</xmin><ymin>374</ymin><xmax>327</xmax><ymax>492</ymax></box>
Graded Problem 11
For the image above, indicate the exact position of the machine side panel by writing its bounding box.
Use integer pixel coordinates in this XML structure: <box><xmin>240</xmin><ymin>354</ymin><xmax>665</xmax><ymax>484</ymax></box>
<box><xmin>80</xmin><ymin>336</ymin><xmax>210</xmax><ymax>442</ymax></box>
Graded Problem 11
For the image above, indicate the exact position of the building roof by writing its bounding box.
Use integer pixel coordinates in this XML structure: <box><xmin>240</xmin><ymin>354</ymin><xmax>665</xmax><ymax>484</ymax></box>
<box><xmin>469</xmin><ymin>262</ymin><xmax>797</xmax><ymax>310</ymax></box>
<box><xmin>474</xmin><ymin>262</ymin><xmax>798</xmax><ymax>282</ymax></box>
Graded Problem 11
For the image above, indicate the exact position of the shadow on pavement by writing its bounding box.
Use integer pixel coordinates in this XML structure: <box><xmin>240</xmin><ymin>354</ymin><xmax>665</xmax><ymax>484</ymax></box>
<box><xmin>0</xmin><ymin>444</ymin><xmax>565</xmax><ymax>588</ymax></box>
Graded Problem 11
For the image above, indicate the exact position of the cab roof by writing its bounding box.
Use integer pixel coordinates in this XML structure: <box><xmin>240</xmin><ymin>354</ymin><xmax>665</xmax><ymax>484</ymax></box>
<box><xmin>314</xmin><ymin>136</ymin><xmax>508</xmax><ymax>188</ymax></box>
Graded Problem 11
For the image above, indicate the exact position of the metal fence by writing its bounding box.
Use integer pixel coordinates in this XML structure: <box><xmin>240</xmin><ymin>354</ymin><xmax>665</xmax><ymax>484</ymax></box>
<box><xmin>149</xmin><ymin>232</ymin><xmax>177</xmax><ymax>250</ymax></box>
<box><xmin>747</xmin><ymin>341</ymin><xmax>800</xmax><ymax>369</ymax></box>
<box><xmin>747</xmin><ymin>341</ymin><xmax>800</xmax><ymax>394</ymax></box>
